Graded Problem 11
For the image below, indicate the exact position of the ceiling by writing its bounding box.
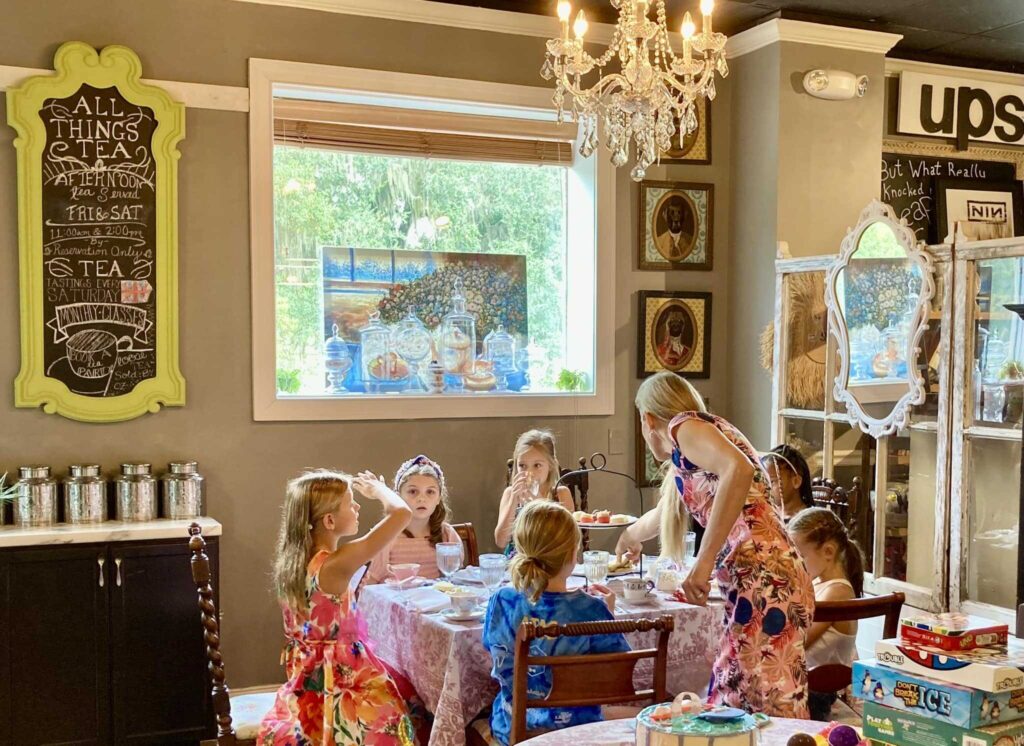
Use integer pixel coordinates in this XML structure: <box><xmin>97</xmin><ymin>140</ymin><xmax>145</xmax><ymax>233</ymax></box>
<box><xmin>434</xmin><ymin>0</ymin><xmax>1024</xmax><ymax>73</ymax></box>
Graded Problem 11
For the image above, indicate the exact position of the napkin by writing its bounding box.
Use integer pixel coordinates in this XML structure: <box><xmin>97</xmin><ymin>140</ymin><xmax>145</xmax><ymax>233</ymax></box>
<box><xmin>402</xmin><ymin>587</ymin><xmax>451</xmax><ymax>614</ymax></box>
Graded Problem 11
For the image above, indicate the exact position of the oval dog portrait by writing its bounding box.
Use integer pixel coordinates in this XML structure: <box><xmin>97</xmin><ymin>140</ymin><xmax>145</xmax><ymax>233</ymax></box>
<box><xmin>651</xmin><ymin>300</ymin><xmax>696</xmax><ymax>371</ymax></box>
<box><xmin>651</xmin><ymin>191</ymin><xmax>697</xmax><ymax>263</ymax></box>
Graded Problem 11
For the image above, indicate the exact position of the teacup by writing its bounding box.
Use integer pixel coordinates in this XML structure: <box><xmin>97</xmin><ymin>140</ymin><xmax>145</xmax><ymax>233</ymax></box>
<box><xmin>388</xmin><ymin>563</ymin><xmax>420</xmax><ymax>581</ymax></box>
<box><xmin>622</xmin><ymin>577</ymin><xmax>655</xmax><ymax>602</ymax></box>
<box><xmin>66</xmin><ymin>329</ymin><xmax>133</xmax><ymax>379</ymax></box>
<box><xmin>449</xmin><ymin>590</ymin><xmax>479</xmax><ymax>614</ymax></box>
<box><xmin>656</xmin><ymin>569</ymin><xmax>682</xmax><ymax>593</ymax></box>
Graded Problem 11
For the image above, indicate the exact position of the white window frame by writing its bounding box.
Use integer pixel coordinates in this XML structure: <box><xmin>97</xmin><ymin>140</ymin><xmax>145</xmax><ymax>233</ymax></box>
<box><xmin>249</xmin><ymin>58</ymin><xmax>615</xmax><ymax>421</ymax></box>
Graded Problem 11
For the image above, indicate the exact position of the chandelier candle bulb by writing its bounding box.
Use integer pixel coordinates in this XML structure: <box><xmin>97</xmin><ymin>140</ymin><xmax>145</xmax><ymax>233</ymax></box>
<box><xmin>573</xmin><ymin>10</ymin><xmax>588</xmax><ymax>39</ymax></box>
<box><xmin>701</xmin><ymin>0</ymin><xmax>714</xmax><ymax>34</ymax></box>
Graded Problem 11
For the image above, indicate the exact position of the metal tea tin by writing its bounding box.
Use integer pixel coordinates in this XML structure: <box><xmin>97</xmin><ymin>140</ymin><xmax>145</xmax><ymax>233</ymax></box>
<box><xmin>63</xmin><ymin>464</ymin><xmax>107</xmax><ymax>524</ymax></box>
<box><xmin>15</xmin><ymin>466</ymin><xmax>58</xmax><ymax>527</ymax></box>
<box><xmin>114</xmin><ymin>463</ymin><xmax>157</xmax><ymax>522</ymax></box>
<box><xmin>161</xmin><ymin>461</ymin><xmax>203</xmax><ymax>519</ymax></box>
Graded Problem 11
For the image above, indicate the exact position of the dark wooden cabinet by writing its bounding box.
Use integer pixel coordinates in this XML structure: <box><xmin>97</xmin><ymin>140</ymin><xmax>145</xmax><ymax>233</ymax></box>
<box><xmin>0</xmin><ymin>537</ymin><xmax>217</xmax><ymax>746</ymax></box>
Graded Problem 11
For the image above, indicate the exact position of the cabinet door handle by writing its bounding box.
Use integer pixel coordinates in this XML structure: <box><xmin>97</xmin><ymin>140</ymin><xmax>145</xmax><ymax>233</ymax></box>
<box><xmin>97</xmin><ymin>557</ymin><xmax>106</xmax><ymax>588</ymax></box>
<box><xmin>115</xmin><ymin>557</ymin><xmax>122</xmax><ymax>587</ymax></box>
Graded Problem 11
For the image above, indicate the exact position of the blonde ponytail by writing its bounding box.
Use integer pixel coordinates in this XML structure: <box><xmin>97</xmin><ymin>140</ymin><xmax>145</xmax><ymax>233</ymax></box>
<box><xmin>636</xmin><ymin>372</ymin><xmax>705</xmax><ymax>561</ymax></box>
<box><xmin>508</xmin><ymin>500</ymin><xmax>580</xmax><ymax>603</ymax></box>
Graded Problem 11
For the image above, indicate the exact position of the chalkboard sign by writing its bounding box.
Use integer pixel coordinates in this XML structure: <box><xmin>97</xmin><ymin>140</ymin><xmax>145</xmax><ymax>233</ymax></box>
<box><xmin>8</xmin><ymin>43</ymin><xmax>185</xmax><ymax>422</ymax></box>
<box><xmin>882</xmin><ymin>152</ymin><xmax>1017</xmax><ymax>244</ymax></box>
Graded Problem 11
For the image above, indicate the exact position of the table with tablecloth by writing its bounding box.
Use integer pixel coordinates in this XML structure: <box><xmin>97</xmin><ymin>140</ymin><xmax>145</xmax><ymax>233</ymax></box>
<box><xmin>359</xmin><ymin>583</ymin><xmax>722</xmax><ymax>746</ymax></box>
<box><xmin>518</xmin><ymin>716</ymin><xmax>818</xmax><ymax>745</ymax></box>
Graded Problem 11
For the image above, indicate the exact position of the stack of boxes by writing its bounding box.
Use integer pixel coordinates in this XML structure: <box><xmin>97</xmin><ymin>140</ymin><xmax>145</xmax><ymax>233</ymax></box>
<box><xmin>852</xmin><ymin>612</ymin><xmax>1024</xmax><ymax>745</ymax></box>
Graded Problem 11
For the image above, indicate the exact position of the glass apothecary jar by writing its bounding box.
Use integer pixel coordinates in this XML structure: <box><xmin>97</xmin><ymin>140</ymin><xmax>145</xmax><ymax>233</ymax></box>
<box><xmin>440</xmin><ymin>278</ymin><xmax>476</xmax><ymax>391</ymax></box>
<box><xmin>484</xmin><ymin>324</ymin><xmax>516</xmax><ymax>391</ymax></box>
<box><xmin>393</xmin><ymin>308</ymin><xmax>433</xmax><ymax>393</ymax></box>
<box><xmin>324</xmin><ymin>323</ymin><xmax>353</xmax><ymax>394</ymax></box>
<box><xmin>359</xmin><ymin>311</ymin><xmax>407</xmax><ymax>393</ymax></box>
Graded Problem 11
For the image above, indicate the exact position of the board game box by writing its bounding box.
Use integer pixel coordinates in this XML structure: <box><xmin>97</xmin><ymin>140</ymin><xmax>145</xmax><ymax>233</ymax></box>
<box><xmin>862</xmin><ymin>701</ymin><xmax>1024</xmax><ymax>746</ymax></box>
<box><xmin>901</xmin><ymin>613</ymin><xmax>1009</xmax><ymax>652</ymax></box>
<box><xmin>875</xmin><ymin>637</ymin><xmax>1024</xmax><ymax>693</ymax></box>
<box><xmin>853</xmin><ymin>659</ymin><xmax>1024</xmax><ymax>729</ymax></box>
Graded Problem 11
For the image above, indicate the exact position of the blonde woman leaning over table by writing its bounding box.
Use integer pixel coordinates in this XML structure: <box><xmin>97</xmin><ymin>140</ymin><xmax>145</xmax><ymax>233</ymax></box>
<box><xmin>615</xmin><ymin>372</ymin><xmax>815</xmax><ymax>718</ymax></box>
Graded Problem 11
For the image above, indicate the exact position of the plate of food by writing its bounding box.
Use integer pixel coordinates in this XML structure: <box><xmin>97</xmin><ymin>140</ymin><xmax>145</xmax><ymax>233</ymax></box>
<box><xmin>572</xmin><ymin>510</ymin><xmax>637</xmax><ymax>529</ymax></box>
<box><xmin>573</xmin><ymin>555</ymin><xmax>639</xmax><ymax>578</ymax></box>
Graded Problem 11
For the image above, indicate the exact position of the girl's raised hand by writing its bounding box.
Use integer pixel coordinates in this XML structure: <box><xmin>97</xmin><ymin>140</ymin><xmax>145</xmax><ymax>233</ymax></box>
<box><xmin>352</xmin><ymin>471</ymin><xmax>389</xmax><ymax>501</ymax></box>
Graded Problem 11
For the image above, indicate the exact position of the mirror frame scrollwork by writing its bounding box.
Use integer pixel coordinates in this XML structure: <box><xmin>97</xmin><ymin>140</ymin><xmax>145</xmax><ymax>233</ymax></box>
<box><xmin>825</xmin><ymin>200</ymin><xmax>936</xmax><ymax>438</ymax></box>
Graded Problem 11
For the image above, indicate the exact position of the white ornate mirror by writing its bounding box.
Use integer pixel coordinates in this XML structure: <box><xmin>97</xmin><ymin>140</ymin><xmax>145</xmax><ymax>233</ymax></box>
<box><xmin>825</xmin><ymin>200</ymin><xmax>936</xmax><ymax>437</ymax></box>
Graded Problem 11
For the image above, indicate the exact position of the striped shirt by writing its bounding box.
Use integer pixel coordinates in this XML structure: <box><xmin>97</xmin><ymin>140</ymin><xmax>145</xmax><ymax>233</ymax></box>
<box><xmin>366</xmin><ymin>522</ymin><xmax>461</xmax><ymax>584</ymax></box>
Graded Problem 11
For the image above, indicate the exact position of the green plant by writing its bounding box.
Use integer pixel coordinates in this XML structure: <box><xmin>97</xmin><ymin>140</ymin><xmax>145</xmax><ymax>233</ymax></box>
<box><xmin>0</xmin><ymin>473</ymin><xmax>17</xmax><ymax>501</ymax></box>
<box><xmin>276</xmin><ymin>368</ymin><xmax>303</xmax><ymax>394</ymax></box>
<box><xmin>1001</xmin><ymin>360</ymin><xmax>1024</xmax><ymax>380</ymax></box>
<box><xmin>554</xmin><ymin>369</ymin><xmax>588</xmax><ymax>392</ymax></box>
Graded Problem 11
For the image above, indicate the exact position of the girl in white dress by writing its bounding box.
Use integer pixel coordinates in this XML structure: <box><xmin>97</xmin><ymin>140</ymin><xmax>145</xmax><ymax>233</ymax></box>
<box><xmin>788</xmin><ymin>507</ymin><xmax>865</xmax><ymax>720</ymax></box>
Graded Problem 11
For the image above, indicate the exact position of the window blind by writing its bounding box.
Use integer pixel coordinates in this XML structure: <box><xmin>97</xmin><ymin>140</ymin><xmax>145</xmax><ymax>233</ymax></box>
<box><xmin>273</xmin><ymin>99</ymin><xmax>576</xmax><ymax>166</ymax></box>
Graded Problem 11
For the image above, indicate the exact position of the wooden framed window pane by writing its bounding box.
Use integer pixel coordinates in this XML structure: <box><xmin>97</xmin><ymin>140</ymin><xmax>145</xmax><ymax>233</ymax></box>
<box><xmin>966</xmin><ymin>437</ymin><xmax>1020</xmax><ymax>608</ymax></box>
<box><xmin>780</xmin><ymin>417</ymin><xmax>825</xmax><ymax>477</ymax></box>
<box><xmin>780</xmin><ymin>272</ymin><xmax>827</xmax><ymax>412</ymax></box>
<box><xmin>832</xmin><ymin>421</ymin><xmax>876</xmax><ymax>574</ymax></box>
<box><xmin>972</xmin><ymin>257</ymin><xmax>1024</xmax><ymax>430</ymax></box>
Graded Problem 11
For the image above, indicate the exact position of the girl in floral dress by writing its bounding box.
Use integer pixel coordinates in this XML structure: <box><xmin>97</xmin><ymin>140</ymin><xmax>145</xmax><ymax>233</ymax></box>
<box><xmin>259</xmin><ymin>469</ymin><xmax>419</xmax><ymax>745</ymax></box>
<box><xmin>618</xmin><ymin>372</ymin><xmax>815</xmax><ymax>718</ymax></box>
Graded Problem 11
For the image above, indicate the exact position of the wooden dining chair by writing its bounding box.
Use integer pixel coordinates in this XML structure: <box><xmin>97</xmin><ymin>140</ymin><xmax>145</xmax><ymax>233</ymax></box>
<box><xmin>508</xmin><ymin>615</ymin><xmax>674</xmax><ymax>745</ymax></box>
<box><xmin>451</xmin><ymin>522</ymin><xmax>480</xmax><ymax>566</ymax></box>
<box><xmin>189</xmin><ymin>524</ymin><xmax>272</xmax><ymax>746</ymax></box>
<box><xmin>808</xmin><ymin>592</ymin><xmax>904</xmax><ymax>699</ymax></box>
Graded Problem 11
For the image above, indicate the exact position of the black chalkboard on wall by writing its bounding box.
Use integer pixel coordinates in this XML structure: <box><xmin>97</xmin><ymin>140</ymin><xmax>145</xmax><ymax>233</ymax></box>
<box><xmin>882</xmin><ymin>152</ymin><xmax>1017</xmax><ymax>244</ymax></box>
<box><xmin>39</xmin><ymin>83</ymin><xmax>158</xmax><ymax>397</ymax></box>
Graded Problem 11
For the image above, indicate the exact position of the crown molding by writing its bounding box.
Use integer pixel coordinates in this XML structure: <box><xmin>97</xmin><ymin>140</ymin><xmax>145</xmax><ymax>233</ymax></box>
<box><xmin>232</xmin><ymin>0</ymin><xmax>617</xmax><ymax>43</ymax></box>
<box><xmin>0</xmin><ymin>64</ymin><xmax>248</xmax><ymax>111</ymax></box>
<box><xmin>885</xmin><ymin>57</ymin><xmax>1024</xmax><ymax>86</ymax></box>
<box><xmin>727</xmin><ymin>18</ymin><xmax>902</xmax><ymax>59</ymax></box>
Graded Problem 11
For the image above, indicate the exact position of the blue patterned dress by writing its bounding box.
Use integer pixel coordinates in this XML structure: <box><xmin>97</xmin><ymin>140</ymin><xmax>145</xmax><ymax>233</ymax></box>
<box><xmin>482</xmin><ymin>586</ymin><xmax>630</xmax><ymax>746</ymax></box>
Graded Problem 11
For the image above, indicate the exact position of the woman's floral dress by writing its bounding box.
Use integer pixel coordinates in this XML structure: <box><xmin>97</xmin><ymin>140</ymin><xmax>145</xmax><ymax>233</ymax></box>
<box><xmin>258</xmin><ymin>551</ymin><xmax>417</xmax><ymax>746</ymax></box>
<box><xmin>669</xmin><ymin>412</ymin><xmax>814</xmax><ymax>718</ymax></box>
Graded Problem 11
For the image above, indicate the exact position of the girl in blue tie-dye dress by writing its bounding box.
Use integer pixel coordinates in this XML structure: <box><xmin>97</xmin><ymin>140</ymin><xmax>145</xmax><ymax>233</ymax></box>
<box><xmin>483</xmin><ymin>501</ymin><xmax>629</xmax><ymax>746</ymax></box>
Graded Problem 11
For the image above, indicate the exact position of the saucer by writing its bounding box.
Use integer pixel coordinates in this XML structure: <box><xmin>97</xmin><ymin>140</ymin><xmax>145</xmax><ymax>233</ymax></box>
<box><xmin>621</xmin><ymin>594</ymin><xmax>657</xmax><ymax>605</ymax></box>
<box><xmin>441</xmin><ymin>606</ymin><xmax>485</xmax><ymax>622</ymax></box>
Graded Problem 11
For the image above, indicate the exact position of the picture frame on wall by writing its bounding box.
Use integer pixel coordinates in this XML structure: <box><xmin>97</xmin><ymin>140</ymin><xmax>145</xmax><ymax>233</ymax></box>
<box><xmin>638</xmin><ymin>181</ymin><xmax>714</xmax><ymax>271</ymax></box>
<box><xmin>660</xmin><ymin>98</ymin><xmax>711</xmax><ymax>165</ymax></box>
<box><xmin>935</xmin><ymin>177</ymin><xmax>1024</xmax><ymax>243</ymax></box>
<box><xmin>635</xmin><ymin>396</ymin><xmax>710</xmax><ymax>487</ymax></box>
<box><xmin>637</xmin><ymin>290</ymin><xmax>712</xmax><ymax>379</ymax></box>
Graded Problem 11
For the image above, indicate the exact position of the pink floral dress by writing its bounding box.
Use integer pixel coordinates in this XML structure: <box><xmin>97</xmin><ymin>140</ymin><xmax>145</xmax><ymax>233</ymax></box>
<box><xmin>258</xmin><ymin>551</ymin><xmax>417</xmax><ymax>745</ymax></box>
<box><xmin>669</xmin><ymin>412</ymin><xmax>814</xmax><ymax>718</ymax></box>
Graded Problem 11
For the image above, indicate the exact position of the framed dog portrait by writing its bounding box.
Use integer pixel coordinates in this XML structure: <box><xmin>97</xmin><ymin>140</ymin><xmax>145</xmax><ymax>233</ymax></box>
<box><xmin>637</xmin><ymin>290</ymin><xmax>711</xmax><ymax>379</ymax></box>
<box><xmin>660</xmin><ymin>98</ymin><xmax>711</xmax><ymax>165</ymax></box>
<box><xmin>638</xmin><ymin>181</ymin><xmax>713</xmax><ymax>271</ymax></box>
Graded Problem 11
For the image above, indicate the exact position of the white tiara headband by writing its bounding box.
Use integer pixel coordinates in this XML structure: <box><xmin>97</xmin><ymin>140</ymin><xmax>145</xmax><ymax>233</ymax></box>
<box><xmin>394</xmin><ymin>454</ymin><xmax>446</xmax><ymax>493</ymax></box>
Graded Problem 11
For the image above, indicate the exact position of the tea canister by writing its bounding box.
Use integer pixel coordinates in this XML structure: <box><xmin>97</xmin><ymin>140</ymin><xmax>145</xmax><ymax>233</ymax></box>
<box><xmin>115</xmin><ymin>463</ymin><xmax>157</xmax><ymax>522</ymax></box>
<box><xmin>64</xmin><ymin>464</ymin><xmax>107</xmax><ymax>524</ymax></box>
<box><xmin>15</xmin><ymin>466</ymin><xmax>58</xmax><ymax>527</ymax></box>
<box><xmin>161</xmin><ymin>461</ymin><xmax>203</xmax><ymax>519</ymax></box>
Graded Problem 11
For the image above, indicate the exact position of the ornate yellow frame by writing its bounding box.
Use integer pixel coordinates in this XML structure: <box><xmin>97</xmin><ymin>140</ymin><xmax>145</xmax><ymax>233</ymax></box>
<box><xmin>7</xmin><ymin>42</ymin><xmax>185</xmax><ymax>422</ymax></box>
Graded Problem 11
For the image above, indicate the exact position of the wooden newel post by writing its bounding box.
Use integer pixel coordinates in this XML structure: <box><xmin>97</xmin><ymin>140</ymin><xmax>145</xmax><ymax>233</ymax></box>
<box><xmin>1004</xmin><ymin>304</ymin><xmax>1024</xmax><ymax>633</ymax></box>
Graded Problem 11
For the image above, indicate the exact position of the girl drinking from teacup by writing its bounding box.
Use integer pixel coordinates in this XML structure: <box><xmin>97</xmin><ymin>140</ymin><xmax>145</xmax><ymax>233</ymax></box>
<box><xmin>366</xmin><ymin>455</ymin><xmax>460</xmax><ymax>584</ymax></box>
<box><xmin>258</xmin><ymin>469</ymin><xmax>421</xmax><ymax>745</ymax></box>
<box><xmin>495</xmin><ymin>429</ymin><xmax>575</xmax><ymax>555</ymax></box>
<box><xmin>483</xmin><ymin>500</ymin><xmax>626</xmax><ymax>745</ymax></box>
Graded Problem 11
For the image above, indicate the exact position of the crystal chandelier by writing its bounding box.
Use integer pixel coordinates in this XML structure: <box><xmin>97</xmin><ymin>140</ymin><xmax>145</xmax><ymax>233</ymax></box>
<box><xmin>543</xmin><ymin>0</ymin><xmax>728</xmax><ymax>181</ymax></box>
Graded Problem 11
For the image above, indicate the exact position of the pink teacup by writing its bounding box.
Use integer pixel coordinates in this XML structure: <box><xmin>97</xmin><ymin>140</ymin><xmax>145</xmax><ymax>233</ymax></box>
<box><xmin>389</xmin><ymin>563</ymin><xmax>420</xmax><ymax>581</ymax></box>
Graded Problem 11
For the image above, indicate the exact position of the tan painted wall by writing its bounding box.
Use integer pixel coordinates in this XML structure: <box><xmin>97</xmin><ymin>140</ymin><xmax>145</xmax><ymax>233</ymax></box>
<box><xmin>0</xmin><ymin>0</ymin><xmax>733</xmax><ymax>686</ymax></box>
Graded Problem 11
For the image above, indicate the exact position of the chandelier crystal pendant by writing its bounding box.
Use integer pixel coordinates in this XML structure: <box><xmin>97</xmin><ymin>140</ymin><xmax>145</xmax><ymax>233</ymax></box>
<box><xmin>543</xmin><ymin>0</ymin><xmax>728</xmax><ymax>181</ymax></box>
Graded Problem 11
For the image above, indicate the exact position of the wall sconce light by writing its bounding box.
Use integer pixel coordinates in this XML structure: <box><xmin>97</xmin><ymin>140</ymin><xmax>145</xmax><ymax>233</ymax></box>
<box><xmin>802</xmin><ymin>69</ymin><xmax>869</xmax><ymax>100</ymax></box>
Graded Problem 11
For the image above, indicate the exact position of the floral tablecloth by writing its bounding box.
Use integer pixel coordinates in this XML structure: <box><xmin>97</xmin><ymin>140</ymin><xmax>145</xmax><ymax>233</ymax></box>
<box><xmin>359</xmin><ymin>584</ymin><xmax>721</xmax><ymax>746</ymax></box>
<box><xmin>518</xmin><ymin>716</ymin><xmax>818</xmax><ymax>745</ymax></box>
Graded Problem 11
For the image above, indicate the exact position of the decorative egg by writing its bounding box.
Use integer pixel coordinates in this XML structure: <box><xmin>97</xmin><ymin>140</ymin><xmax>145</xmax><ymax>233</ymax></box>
<box><xmin>786</xmin><ymin>734</ymin><xmax>817</xmax><ymax>746</ymax></box>
<box><xmin>827</xmin><ymin>725</ymin><xmax>861</xmax><ymax>746</ymax></box>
